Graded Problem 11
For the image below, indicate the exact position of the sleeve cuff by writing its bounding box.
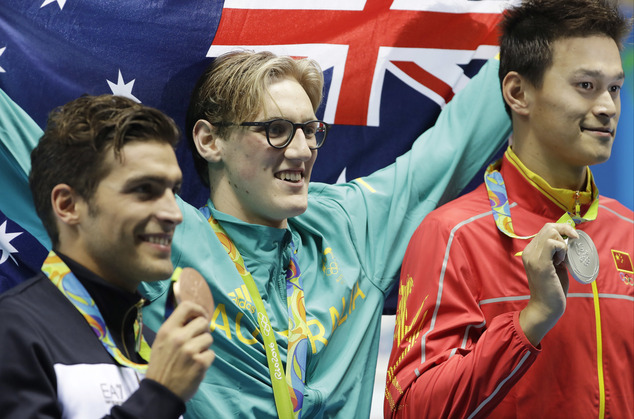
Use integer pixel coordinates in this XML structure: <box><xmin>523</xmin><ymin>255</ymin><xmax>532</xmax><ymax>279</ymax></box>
<box><xmin>512</xmin><ymin>310</ymin><xmax>542</xmax><ymax>352</ymax></box>
<box><xmin>109</xmin><ymin>378</ymin><xmax>186</xmax><ymax>418</ymax></box>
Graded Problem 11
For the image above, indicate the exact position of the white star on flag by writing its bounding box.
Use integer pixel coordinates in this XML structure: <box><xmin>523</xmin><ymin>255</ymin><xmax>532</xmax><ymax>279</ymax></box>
<box><xmin>40</xmin><ymin>0</ymin><xmax>67</xmax><ymax>10</ymax></box>
<box><xmin>0</xmin><ymin>221</ymin><xmax>22</xmax><ymax>265</ymax></box>
<box><xmin>107</xmin><ymin>70</ymin><xmax>141</xmax><ymax>103</ymax></box>
<box><xmin>0</xmin><ymin>47</ymin><xmax>6</xmax><ymax>73</ymax></box>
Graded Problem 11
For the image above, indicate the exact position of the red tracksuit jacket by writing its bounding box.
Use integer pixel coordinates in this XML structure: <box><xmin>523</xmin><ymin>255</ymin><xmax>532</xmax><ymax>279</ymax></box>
<box><xmin>386</xmin><ymin>151</ymin><xmax>634</xmax><ymax>419</ymax></box>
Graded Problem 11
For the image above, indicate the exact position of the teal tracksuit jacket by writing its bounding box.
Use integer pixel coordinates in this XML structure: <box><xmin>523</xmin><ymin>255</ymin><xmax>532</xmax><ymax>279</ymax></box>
<box><xmin>139</xmin><ymin>59</ymin><xmax>511</xmax><ymax>418</ymax></box>
<box><xmin>0</xmin><ymin>58</ymin><xmax>510</xmax><ymax>418</ymax></box>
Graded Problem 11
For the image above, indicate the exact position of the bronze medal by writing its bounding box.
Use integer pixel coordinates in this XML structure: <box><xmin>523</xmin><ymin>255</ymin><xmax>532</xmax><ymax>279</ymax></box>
<box><xmin>172</xmin><ymin>267</ymin><xmax>215</xmax><ymax>319</ymax></box>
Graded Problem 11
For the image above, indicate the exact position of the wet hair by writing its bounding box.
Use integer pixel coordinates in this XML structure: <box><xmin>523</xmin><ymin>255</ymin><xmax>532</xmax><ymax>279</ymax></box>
<box><xmin>186</xmin><ymin>50</ymin><xmax>324</xmax><ymax>186</ymax></box>
<box><xmin>30</xmin><ymin>94</ymin><xmax>181</xmax><ymax>246</ymax></box>
<box><xmin>499</xmin><ymin>0</ymin><xmax>631</xmax><ymax>115</ymax></box>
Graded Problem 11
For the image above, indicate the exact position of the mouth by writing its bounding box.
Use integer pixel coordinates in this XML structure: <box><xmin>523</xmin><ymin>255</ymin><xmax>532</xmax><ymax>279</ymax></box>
<box><xmin>581</xmin><ymin>126</ymin><xmax>613</xmax><ymax>136</ymax></box>
<box><xmin>139</xmin><ymin>234</ymin><xmax>173</xmax><ymax>248</ymax></box>
<box><xmin>275</xmin><ymin>170</ymin><xmax>304</xmax><ymax>183</ymax></box>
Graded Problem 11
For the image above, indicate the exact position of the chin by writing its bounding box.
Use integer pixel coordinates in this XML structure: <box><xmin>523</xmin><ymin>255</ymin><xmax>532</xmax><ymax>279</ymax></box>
<box><xmin>590</xmin><ymin>149</ymin><xmax>612</xmax><ymax>166</ymax></box>
<box><xmin>282</xmin><ymin>196</ymin><xmax>309</xmax><ymax>216</ymax></box>
<box><xmin>289</xmin><ymin>204</ymin><xmax>309</xmax><ymax>218</ymax></box>
<box><xmin>144</xmin><ymin>262</ymin><xmax>175</xmax><ymax>282</ymax></box>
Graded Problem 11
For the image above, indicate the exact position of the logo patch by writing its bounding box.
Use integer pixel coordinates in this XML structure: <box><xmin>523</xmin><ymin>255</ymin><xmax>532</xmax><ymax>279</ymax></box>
<box><xmin>228</xmin><ymin>284</ymin><xmax>256</xmax><ymax>313</ymax></box>
<box><xmin>322</xmin><ymin>247</ymin><xmax>344</xmax><ymax>283</ymax></box>
<box><xmin>611</xmin><ymin>250</ymin><xmax>634</xmax><ymax>286</ymax></box>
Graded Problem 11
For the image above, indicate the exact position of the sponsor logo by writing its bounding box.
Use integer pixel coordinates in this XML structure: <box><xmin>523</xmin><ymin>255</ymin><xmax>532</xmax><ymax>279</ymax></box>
<box><xmin>269</xmin><ymin>341</ymin><xmax>283</xmax><ymax>380</ymax></box>
<box><xmin>258</xmin><ymin>312</ymin><xmax>272</xmax><ymax>337</ymax></box>
<box><xmin>386</xmin><ymin>275</ymin><xmax>428</xmax><ymax>410</ymax></box>
<box><xmin>322</xmin><ymin>247</ymin><xmax>344</xmax><ymax>283</ymax></box>
<box><xmin>228</xmin><ymin>284</ymin><xmax>256</xmax><ymax>313</ymax></box>
<box><xmin>100</xmin><ymin>383</ymin><xmax>125</xmax><ymax>406</ymax></box>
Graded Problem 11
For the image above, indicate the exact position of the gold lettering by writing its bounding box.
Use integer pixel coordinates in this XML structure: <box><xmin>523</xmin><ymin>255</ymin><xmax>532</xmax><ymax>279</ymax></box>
<box><xmin>386</xmin><ymin>276</ymin><xmax>428</xmax><ymax>394</ymax></box>
<box><xmin>307</xmin><ymin>318</ymin><xmax>328</xmax><ymax>353</ymax></box>
<box><xmin>351</xmin><ymin>281</ymin><xmax>366</xmax><ymax>310</ymax></box>
<box><xmin>329</xmin><ymin>297</ymin><xmax>348</xmax><ymax>331</ymax></box>
<box><xmin>235</xmin><ymin>312</ymin><xmax>258</xmax><ymax>345</ymax></box>
<box><xmin>395</xmin><ymin>277</ymin><xmax>427</xmax><ymax>347</ymax></box>
<box><xmin>327</xmin><ymin>280</ymin><xmax>368</xmax><ymax>332</ymax></box>
<box><xmin>210</xmin><ymin>303</ymin><xmax>231</xmax><ymax>340</ymax></box>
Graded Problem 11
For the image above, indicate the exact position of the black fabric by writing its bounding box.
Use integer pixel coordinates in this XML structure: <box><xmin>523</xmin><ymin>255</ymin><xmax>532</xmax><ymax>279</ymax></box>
<box><xmin>0</xmin><ymin>258</ymin><xmax>184</xmax><ymax>419</ymax></box>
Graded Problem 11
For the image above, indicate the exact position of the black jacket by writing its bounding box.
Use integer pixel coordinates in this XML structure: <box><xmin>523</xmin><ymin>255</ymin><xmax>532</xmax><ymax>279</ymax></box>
<box><xmin>0</xmin><ymin>254</ymin><xmax>185</xmax><ymax>418</ymax></box>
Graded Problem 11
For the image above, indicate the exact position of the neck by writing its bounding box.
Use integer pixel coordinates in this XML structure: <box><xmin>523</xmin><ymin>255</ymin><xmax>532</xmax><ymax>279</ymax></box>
<box><xmin>511</xmin><ymin>142</ymin><xmax>587</xmax><ymax>191</ymax></box>
<box><xmin>208</xmin><ymin>186</ymin><xmax>288</xmax><ymax>229</ymax></box>
<box><xmin>54</xmin><ymin>242</ymin><xmax>139</xmax><ymax>293</ymax></box>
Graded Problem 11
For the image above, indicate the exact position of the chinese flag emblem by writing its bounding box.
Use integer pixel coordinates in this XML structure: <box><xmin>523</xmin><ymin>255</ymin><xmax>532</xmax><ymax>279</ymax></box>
<box><xmin>612</xmin><ymin>250</ymin><xmax>634</xmax><ymax>274</ymax></box>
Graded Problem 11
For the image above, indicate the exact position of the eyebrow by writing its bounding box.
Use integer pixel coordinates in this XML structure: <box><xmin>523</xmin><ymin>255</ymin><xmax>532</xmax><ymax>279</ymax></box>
<box><xmin>124</xmin><ymin>175</ymin><xmax>182</xmax><ymax>189</ymax></box>
<box><xmin>573</xmin><ymin>69</ymin><xmax>625</xmax><ymax>81</ymax></box>
<box><xmin>261</xmin><ymin>114</ymin><xmax>318</xmax><ymax>122</ymax></box>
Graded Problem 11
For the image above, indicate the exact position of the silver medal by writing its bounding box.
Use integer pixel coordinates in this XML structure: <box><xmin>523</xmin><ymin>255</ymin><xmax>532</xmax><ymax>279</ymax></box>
<box><xmin>564</xmin><ymin>230</ymin><xmax>599</xmax><ymax>284</ymax></box>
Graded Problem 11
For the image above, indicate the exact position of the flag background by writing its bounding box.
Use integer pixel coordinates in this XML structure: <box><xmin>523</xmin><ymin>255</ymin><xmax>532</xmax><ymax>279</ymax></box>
<box><xmin>1</xmin><ymin>1</ymin><xmax>631</xmax><ymax>211</ymax></box>
<box><xmin>1</xmin><ymin>2</ymin><xmax>632</xmax><ymax>417</ymax></box>
<box><xmin>1</xmin><ymin>0</ymin><xmax>632</xmax><ymax>298</ymax></box>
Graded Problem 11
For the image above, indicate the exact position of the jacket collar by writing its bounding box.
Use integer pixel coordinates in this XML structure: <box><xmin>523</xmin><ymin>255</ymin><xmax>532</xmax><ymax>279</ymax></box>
<box><xmin>502</xmin><ymin>146</ymin><xmax>597</xmax><ymax>220</ymax></box>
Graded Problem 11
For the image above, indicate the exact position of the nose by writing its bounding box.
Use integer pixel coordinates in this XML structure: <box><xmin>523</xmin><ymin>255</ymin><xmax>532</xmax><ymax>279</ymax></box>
<box><xmin>594</xmin><ymin>89</ymin><xmax>619</xmax><ymax>121</ymax></box>
<box><xmin>157</xmin><ymin>189</ymin><xmax>183</xmax><ymax>226</ymax></box>
<box><xmin>285</xmin><ymin>127</ymin><xmax>314</xmax><ymax>161</ymax></box>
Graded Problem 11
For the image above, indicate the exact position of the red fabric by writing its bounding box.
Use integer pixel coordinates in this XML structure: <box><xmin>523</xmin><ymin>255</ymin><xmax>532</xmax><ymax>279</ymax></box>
<box><xmin>214</xmin><ymin>2</ymin><xmax>501</xmax><ymax>125</ymax></box>
<box><xmin>385</xmin><ymin>155</ymin><xmax>634</xmax><ymax>419</ymax></box>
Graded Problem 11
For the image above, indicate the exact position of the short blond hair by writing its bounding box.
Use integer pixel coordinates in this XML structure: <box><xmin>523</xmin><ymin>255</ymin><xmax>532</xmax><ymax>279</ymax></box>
<box><xmin>186</xmin><ymin>50</ymin><xmax>324</xmax><ymax>186</ymax></box>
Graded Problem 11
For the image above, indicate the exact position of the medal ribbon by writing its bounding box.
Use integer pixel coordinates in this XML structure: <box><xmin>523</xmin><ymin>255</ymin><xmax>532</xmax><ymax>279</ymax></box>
<box><xmin>485</xmin><ymin>150</ymin><xmax>605</xmax><ymax>407</ymax></box>
<box><xmin>41</xmin><ymin>251</ymin><xmax>151</xmax><ymax>373</ymax></box>
<box><xmin>484</xmin><ymin>149</ymin><xmax>599</xmax><ymax>241</ymax></box>
<box><xmin>201</xmin><ymin>206</ymin><xmax>308</xmax><ymax>419</ymax></box>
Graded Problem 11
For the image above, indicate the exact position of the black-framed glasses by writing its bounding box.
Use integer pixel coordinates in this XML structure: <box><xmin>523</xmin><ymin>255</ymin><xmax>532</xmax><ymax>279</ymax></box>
<box><xmin>217</xmin><ymin>119</ymin><xmax>329</xmax><ymax>149</ymax></box>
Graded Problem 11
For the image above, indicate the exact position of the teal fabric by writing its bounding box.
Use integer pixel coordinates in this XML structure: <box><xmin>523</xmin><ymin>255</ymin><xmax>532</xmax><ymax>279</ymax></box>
<box><xmin>0</xmin><ymin>58</ymin><xmax>511</xmax><ymax>418</ymax></box>
<box><xmin>140</xmin><ymin>58</ymin><xmax>511</xmax><ymax>418</ymax></box>
<box><xmin>0</xmin><ymin>89</ymin><xmax>50</xmax><ymax>248</ymax></box>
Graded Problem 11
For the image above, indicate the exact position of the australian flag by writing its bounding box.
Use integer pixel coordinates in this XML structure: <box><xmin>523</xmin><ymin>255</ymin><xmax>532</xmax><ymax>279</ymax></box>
<box><xmin>0</xmin><ymin>210</ymin><xmax>47</xmax><ymax>293</ymax></box>
<box><xmin>0</xmin><ymin>0</ymin><xmax>632</xmax><ymax>293</ymax></box>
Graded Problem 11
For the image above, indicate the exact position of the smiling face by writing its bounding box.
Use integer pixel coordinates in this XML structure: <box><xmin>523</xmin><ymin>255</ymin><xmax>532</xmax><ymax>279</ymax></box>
<box><xmin>516</xmin><ymin>35</ymin><xmax>624</xmax><ymax>189</ymax></box>
<box><xmin>66</xmin><ymin>141</ymin><xmax>183</xmax><ymax>292</ymax></box>
<box><xmin>209</xmin><ymin>78</ymin><xmax>318</xmax><ymax>228</ymax></box>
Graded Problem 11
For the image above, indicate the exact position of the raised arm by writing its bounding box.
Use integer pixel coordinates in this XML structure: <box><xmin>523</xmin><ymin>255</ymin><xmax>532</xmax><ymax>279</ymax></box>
<box><xmin>0</xmin><ymin>88</ymin><xmax>50</xmax><ymax>248</ymax></box>
<box><xmin>311</xmin><ymin>58</ymin><xmax>512</xmax><ymax>292</ymax></box>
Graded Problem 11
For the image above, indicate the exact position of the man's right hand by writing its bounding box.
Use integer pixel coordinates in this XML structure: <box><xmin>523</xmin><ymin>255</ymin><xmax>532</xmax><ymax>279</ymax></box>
<box><xmin>519</xmin><ymin>223</ymin><xmax>578</xmax><ymax>346</ymax></box>
<box><xmin>145</xmin><ymin>301</ymin><xmax>215</xmax><ymax>401</ymax></box>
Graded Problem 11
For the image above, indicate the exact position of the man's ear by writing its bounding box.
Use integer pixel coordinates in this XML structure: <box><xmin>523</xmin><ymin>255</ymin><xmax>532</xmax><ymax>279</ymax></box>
<box><xmin>502</xmin><ymin>71</ymin><xmax>530</xmax><ymax>117</ymax></box>
<box><xmin>50</xmin><ymin>184</ymin><xmax>82</xmax><ymax>226</ymax></box>
<box><xmin>193</xmin><ymin>120</ymin><xmax>223</xmax><ymax>163</ymax></box>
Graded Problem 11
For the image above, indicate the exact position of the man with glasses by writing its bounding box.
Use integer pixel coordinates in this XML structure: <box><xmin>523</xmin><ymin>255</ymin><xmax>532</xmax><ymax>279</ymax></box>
<box><xmin>135</xmin><ymin>50</ymin><xmax>513</xmax><ymax>418</ymax></box>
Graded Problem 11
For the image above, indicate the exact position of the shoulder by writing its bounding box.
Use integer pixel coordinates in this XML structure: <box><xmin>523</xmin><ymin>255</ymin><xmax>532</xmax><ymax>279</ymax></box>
<box><xmin>0</xmin><ymin>277</ymin><xmax>59</xmax><ymax>353</ymax></box>
<box><xmin>176</xmin><ymin>195</ymin><xmax>210</xmax><ymax>226</ymax></box>
<box><xmin>307</xmin><ymin>181</ymin><xmax>353</xmax><ymax>205</ymax></box>
<box><xmin>0</xmin><ymin>274</ymin><xmax>49</xmax><ymax>307</ymax></box>
<box><xmin>598</xmin><ymin>196</ymin><xmax>634</xmax><ymax>222</ymax></box>
<box><xmin>415</xmin><ymin>184</ymin><xmax>491</xmax><ymax>234</ymax></box>
<box><xmin>302</xmin><ymin>181</ymin><xmax>353</xmax><ymax>221</ymax></box>
<box><xmin>0</xmin><ymin>275</ymin><xmax>70</xmax><ymax>330</ymax></box>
